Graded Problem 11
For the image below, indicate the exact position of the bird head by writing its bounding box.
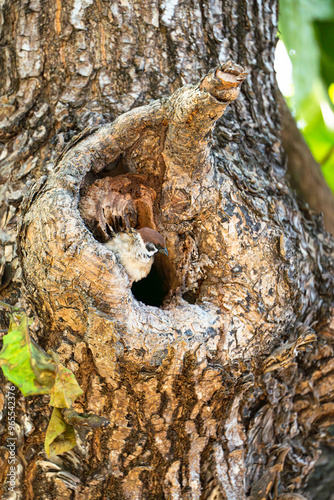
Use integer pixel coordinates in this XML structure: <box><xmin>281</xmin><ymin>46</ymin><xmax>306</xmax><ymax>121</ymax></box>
<box><xmin>137</xmin><ymin>227</ymin><xmax>168</xmax><ymax>257</ymax></box>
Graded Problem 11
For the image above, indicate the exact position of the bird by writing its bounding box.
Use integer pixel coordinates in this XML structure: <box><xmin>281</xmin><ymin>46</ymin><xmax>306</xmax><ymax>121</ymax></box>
<box><xmin>105</xmin><ymin>227</ymin><xmax>168</xmax><ymax>282</ymax></box>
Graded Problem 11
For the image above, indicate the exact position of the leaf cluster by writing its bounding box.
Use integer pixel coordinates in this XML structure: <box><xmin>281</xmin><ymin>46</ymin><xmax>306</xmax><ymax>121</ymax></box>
<box><xmin>0</xmin><ymin>308</ymin><xmax>109</xmax><ymax>456</ymax></box>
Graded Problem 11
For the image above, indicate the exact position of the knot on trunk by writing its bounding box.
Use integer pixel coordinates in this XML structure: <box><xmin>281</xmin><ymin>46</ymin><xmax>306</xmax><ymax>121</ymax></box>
<box><xmin>18</xmin><ymin>61</ymin><xmax>295</xmax><ymax>374</ymax></box>
<box><xmin>19</xmin><ymin>62</ymin><xmax>250</xmax><ymax>366</ymax></box>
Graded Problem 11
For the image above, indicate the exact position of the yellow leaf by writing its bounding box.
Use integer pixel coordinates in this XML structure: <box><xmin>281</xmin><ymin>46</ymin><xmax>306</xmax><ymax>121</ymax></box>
<box><xmin>45</xmin><ymin>408</ymin><xmax>77</xmax><ymax>457</ymax></box>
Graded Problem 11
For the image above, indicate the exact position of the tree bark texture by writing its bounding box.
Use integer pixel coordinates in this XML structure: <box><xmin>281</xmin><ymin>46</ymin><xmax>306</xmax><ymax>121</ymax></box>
<box><xmin>0</xmin><ymin>1</ymin><xmax>334</xmax><ymax>499</ymax></box>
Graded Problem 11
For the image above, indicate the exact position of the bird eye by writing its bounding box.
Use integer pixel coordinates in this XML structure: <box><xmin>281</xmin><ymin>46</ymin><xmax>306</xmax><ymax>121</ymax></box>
<box><xmin>145</xmin><ymin>243</ymin><xmax>157</xmax><ymax>253</ymax></box>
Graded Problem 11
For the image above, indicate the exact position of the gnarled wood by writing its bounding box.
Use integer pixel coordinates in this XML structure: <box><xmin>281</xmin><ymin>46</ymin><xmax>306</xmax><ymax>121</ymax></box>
<box><xmin>0</xmin><ymin>0</ymin><xmax>334</xmax><ymax>499</ymax></box>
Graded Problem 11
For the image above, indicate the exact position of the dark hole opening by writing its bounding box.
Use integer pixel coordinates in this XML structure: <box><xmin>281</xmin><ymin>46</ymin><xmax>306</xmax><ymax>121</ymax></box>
<box><xmin>182</xmin><ymin>290</ymin><xmax>197</xmax><ymax>304</ymax></box>
<box><xmin>99</xmin><ymin>154</ymin><xmax>131</xmax><ymax>178</ymax></box>
<box><xmin>79</xmin><ymin>158</ymin><xmax>173</xmax><ymax>307</ymax></box>
<box><xmin>131</xmin><ymin>256</ymin><xmax>171</xmax><ymax>307</ymax></box>
<box><xmin>79</xmin><ymin>154</ymin><xmax>131</xmax><ymax>199</ymax></box>
<box><xmin>182</xmin><ymin>280</ymin><xmax>202</xmax><ymax>305</ymax></box>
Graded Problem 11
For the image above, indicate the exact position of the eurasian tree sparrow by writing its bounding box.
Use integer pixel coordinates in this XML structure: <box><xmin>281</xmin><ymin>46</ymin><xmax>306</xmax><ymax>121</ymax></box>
<box><xmin>105</xmin><ymin>227</ymin><xmax>168</xmax><ymax>282</ymax></box>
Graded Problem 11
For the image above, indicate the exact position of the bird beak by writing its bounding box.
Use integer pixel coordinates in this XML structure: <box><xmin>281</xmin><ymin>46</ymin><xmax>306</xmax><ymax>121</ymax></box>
<box><xmin>158</xmin><ymin>247</ymin><xmax>168</xmax><ymax>256</ymax></box>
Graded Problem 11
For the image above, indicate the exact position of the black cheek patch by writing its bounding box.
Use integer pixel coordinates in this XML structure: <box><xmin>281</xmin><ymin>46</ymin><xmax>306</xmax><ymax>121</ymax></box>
<box><xmin>146</xmin><ymin>243</ymin><xmax>157</xmax><ymax>254</ymax></box>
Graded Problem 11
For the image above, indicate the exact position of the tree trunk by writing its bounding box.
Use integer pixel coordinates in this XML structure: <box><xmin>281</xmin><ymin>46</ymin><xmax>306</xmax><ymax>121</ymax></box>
<box><xmin>0</xmin><ymin>1</ymin><xmax>333</xmax><ymax>499</ymax></box>
<box><xmin>278</xmin><ymin>90</ymin><xmax>334</xmax><ymax>235</ymax></box>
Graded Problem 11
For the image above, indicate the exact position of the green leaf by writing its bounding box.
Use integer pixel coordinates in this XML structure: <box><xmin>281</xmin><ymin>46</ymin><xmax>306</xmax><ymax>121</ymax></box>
<box><xmin>279</xmin><ymin>0</ymin><xmax>334</xmax><ymax>106</ymax></box>
<box><xmin>322</xmin><ymin>156</ymin><xmax>334</xmax><ymax>193</ymax></box>
<box><xmin>45</xmin><ymin>407</ymin><xmax>77</xmax><ymax>457</ymax></box>
<box><xmin>296</xmin><ymin>83</ymin><xmax>334</xmax><ymax>192</ymax></box>
<box><xmin>279</xmin><ymin>0</ymin><xmax>334</xmax><ymax>195</ymax></box>
<box><xmin>329</xmin><ymin>83</ymin><xmax>334</xmax><ymax>104</ymax></box>
<box><xmin>62</xmin><ymin>408</ymin><xmax>110</xmax><ymax>428</ymax></box>
<box><xmin>0</xmin><ymin>314</ymin><xmax>56</xmax><ymax>396</ymax></box>
<box><xmin>49</xmin><ymin>351</ymin><xmax>83</xmax><ymax>408</ymax></box>
<box><xmin>314</xmin><ymin>19</ymin><xmax>334</xmax><ymax>88</ymax></box>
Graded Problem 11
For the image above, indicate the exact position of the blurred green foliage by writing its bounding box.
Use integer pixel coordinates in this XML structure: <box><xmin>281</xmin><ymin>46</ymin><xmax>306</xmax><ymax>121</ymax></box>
<box><xmin>279</xmin><ymin>0</ymin><xmax>334</xmax><ymax>193</ymax></box>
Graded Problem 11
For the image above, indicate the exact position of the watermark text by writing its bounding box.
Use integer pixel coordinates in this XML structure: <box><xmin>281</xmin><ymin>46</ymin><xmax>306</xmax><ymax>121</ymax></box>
<box><xmin>6</xmin><ymin>385</ymin><xmax>17</xmax><ymax>493</ymax></box>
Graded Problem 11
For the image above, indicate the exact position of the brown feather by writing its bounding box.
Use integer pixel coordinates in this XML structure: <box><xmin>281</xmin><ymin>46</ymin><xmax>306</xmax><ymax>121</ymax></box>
<box><xmin>138</xmin><ymin>227</ymin><xmax>166</xmax><ymax>248</ymax></box>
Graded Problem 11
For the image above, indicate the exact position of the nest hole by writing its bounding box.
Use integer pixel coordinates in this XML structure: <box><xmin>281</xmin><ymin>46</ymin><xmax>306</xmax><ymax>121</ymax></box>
<box><xmin>79</xmin><ymin>159</ymin><xmax>173</xmax><ymax>306</ymax></box>
<box><xmin>99</xmin><ymin>154</ymin><xmax>131</xmax><ymax>178</ymax></box>
<box><xmin>182</xmin><ymin>290</ymin><xmax>198</xmax><ymax>304</ymax></box>
<box><xmin>131</xmin><ymin>255</ymin><xmax>171</xmax><ymax>307</ymax></box>
<box><xmin>80</xmin><ymin>154</ymin><xmax>131</xmax><ymax>198</ymax></box>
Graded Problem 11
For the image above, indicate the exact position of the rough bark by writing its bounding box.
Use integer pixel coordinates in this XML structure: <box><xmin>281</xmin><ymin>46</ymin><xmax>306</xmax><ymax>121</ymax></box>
<box><xmin>0</xmin><ymin>1</ymin><xmax>334</xmax><ymax>500</ymax></box>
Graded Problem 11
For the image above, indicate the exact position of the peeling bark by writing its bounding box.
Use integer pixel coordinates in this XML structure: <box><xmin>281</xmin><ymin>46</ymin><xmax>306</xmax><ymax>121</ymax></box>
<box><xmin>0</xmin><ymin>0</ymin><xmax>334</xmax><ymax>499</ymax></box>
